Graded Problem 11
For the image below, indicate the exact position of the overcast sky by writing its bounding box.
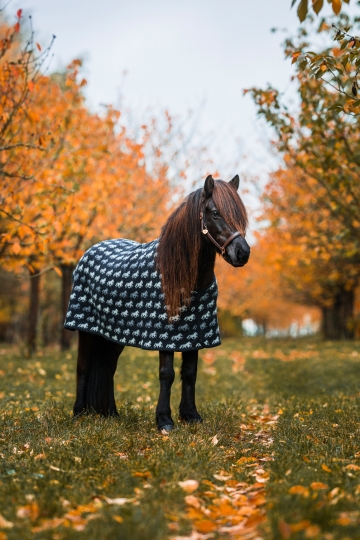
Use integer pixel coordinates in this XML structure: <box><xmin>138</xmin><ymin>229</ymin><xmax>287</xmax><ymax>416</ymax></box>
<box><xmin>7</xmin><ymin>1</ymin><xmax>343</xmax><ymax>184</ymax></box>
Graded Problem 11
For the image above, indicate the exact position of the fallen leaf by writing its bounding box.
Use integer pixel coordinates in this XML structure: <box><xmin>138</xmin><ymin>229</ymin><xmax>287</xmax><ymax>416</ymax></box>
<box><xmin>290</xmin><ymin>520</ymin><xmax>311</xmax><ymax>532</ymax></box>
<box><xmin>16</xmin><ymin>503</ymin><xmax>40</xmax><ymax>521</ymax></box>
<box><xmin>337</xmin><ymin>516</ymin><xmax>351</xmax><ymax>526</ymax></box>
<box><xmin>12</xmin><ymin>242</ymin><xmax>21</xmax><ymax>255</ymax></box>
<box><xmin>171</xmin><ymin>530</ymin><xmax>213</xmax><ymax>540</ymax></box>
<box><xmin>305</xmin><ymin>524</ymin><xmax>321</xmax><ymax>537</ymax></box>
<box><xmin>103</xmin><ymin>496</ymin><xmax>135</xmax><ymax>505</ymax></box>
<box><xmin>132</xmin><ymin>471</ymin><xmax>152</xmax><ymax>479</ymax></box>
<box><xmin>210</xmin><ymin>435</ymin><xmax>218</xmax><ymax>446</ymax></box>
<box><xmin>213</xmin><ymin>474</ymin><xmax>232</xmax><ymax>481</ymax></box>
<box><xmin>0</xmin><ymin>513</ymin><xmax>13</xmax><ymax>528</ymax></box>
<box><xmin>345</xmin><ymin>464</ymin><xmax>360</xmax><ymax>471</ymax></box>
<box><xmin>289</xmin><ymin>485</ymin><xmax>309</xmax><ymax>495</ymax></box>
<box><xmin>279</xmin><ymin>520</ymin><xmax>292</xmax><ymax>539</ymax></box>
<box><xmin>178</xmin><ymin>480</ymin><xmax>199</xmax><ymax>493</ymax></box>
<box><xmin>184</xmin><ymin>495</ymin><xmax>201</xmax><ymax>509</ymax></box>
<box><xmin>113</xmin><ymin>515</ymin><xmax>124</xmax><ymax>523</ymax></box>
<box><xmin>193</xmin><ymin>519</ymin><xmax>217</xmax><ymax>533</ymax></box>
<box><xmin>321</xmin><ymin>464</ymin><xmax>332</xmax><ymax>473</ymax></box>
<box><xmin>310</xmin><ymin>482</ymin><xmax>328</xmax><ymax>490</ymax></box>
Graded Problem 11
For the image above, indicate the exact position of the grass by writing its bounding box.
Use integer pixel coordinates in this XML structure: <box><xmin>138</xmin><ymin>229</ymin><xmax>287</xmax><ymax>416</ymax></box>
<box><xmin>0</xmin><ymin>337</ymin><xmax>359</xmax><ymax>539</ymax></box>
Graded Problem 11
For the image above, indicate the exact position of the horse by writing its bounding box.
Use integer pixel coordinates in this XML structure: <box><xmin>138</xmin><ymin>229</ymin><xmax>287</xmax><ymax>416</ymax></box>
<box><xmin>64</xmin><ymin>174</ymin><xmax>250</xmax><ymax>431</ymax></box>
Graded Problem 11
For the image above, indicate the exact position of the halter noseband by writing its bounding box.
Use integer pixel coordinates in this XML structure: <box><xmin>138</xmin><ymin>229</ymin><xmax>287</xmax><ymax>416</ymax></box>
<box><xmin>199</xmin><ymin>206</ymin><xmax>241</xmax><ymax>257</ymax></box>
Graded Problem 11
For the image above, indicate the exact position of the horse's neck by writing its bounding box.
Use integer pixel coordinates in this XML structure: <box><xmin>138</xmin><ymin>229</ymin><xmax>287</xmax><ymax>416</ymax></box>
<box><xmin>195</xmin><ymin>241</ymin><xmax>216</xmax><ymax>290</ymax></box>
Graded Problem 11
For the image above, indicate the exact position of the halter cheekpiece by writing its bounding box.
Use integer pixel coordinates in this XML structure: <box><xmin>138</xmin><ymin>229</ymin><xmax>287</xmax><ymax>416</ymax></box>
<box><xmin>200</xmin><ymin>207</ymin><xmax>241</xmax><ymax>256</ymax></box>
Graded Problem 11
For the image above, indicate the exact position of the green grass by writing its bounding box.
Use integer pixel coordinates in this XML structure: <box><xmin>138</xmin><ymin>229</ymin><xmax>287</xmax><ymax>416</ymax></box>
<box><xmin>0</xmin><ymin>338</ymin><xmax>359</xmax><ymax>539</ymax></box>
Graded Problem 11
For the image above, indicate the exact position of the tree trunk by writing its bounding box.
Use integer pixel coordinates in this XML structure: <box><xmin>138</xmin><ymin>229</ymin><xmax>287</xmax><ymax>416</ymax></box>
<box><xmin>322</xmin><ymin>288</ymin><xmax>355</xmax><ymax>340</ymax></box>
<box><xmin>60</xmin><ymin>264</ymin><xmax>74</xmax><ymax>351</ymax></box>
<box><xmin>27</xmin><ymin>270</ymin><xmax>41</xmax><ymax>356</ymax></box>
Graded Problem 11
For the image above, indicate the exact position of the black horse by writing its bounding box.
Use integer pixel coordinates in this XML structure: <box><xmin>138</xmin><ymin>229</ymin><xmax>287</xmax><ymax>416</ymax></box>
<box><xmin>64</xmin><ymin>175</ymin><xmax>250</xmax><ymax>431</ymax></box>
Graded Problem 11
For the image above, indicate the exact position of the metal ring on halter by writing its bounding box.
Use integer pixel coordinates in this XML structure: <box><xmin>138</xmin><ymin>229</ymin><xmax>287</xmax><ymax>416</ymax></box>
<box><xmin>200</xmin><ymin>209</ymin><xmax>241</xmax><ymax>256</ymax></box>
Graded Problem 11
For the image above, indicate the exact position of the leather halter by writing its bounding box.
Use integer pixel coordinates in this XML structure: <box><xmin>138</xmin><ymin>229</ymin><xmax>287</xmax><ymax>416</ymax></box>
<box><xmin>200</xmin><ymin>206</ymin><xmax>241</xmax><ymax>257</ymax></box>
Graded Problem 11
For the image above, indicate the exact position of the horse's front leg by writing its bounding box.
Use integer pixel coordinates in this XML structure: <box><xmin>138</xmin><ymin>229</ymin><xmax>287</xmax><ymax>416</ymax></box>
<box><xmin>156</xmin><ymin>351</ymin><xmax>175</xmax><ymax>431</ymax></box>
<box><xmin>179</xmin><ymin>350</ymin><xmax>202</xmax><ymax>423</ymax></box>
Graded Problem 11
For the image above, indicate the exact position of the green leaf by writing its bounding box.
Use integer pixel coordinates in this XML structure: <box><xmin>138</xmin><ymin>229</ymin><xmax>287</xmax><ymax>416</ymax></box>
<box><xmin>328</xmin><ymin>103</ymin><xmax>343</xmax><ymax>110</ymax></box>
<box><xmin>312</xmin><ymin>0</ymin><xmax>324</xmax><ymax>15</ymax></box>
<box><xmin>297</xmin><ymin>0</ymin><xmax>309</xmax><ymax>21</ymax></box>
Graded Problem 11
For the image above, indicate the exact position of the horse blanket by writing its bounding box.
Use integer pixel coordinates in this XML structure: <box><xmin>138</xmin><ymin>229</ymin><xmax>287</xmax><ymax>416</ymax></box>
<box><xmin>64</xmin><ymin>238</ymin><xmax>221</xmax><ymax>352</ymax></box>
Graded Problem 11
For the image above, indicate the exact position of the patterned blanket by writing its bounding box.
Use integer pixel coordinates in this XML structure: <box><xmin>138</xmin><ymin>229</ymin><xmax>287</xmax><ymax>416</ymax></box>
<box><xmin>64</xmin><ymin>238</ymin><xmax>221</xmax><ymax>352</ymax></box>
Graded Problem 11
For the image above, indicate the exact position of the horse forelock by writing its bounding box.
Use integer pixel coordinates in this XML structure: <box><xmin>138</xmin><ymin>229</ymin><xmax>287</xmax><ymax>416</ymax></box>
<box><xmin>212</xmin><ymin>180</ymin><xmax>248</xmax><ymax>236</ymax></box>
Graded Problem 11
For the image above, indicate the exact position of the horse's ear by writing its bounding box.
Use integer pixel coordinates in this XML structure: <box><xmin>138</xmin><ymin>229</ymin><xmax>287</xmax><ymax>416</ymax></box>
<box><xmin>229</xmin><ymin>174</ymin><xmax>240</xmax><ymax>191</ymax></box>
<box><xmin>204</xmin><ymin>175</ymin><xmax>214</xmax><ymax>197</ymax></box>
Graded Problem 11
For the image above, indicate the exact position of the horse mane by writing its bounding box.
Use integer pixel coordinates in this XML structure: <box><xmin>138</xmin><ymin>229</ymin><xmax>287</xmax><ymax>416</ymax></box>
<box><xmin>156</xmin><ymin>179</ymin><xmax>248</xmax><ymax>318</ymax></box>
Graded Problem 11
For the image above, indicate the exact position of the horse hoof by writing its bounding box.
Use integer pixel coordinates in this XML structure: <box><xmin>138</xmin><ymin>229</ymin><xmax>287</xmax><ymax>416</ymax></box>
<box><xmin>179</xmin><ymin>414</ymin><xmax>203</xmax><ymax>424</ymax></box>
<box><xmin>159</xmin><ymin>424</ymin><xmax>174</xmax><ymax>433</ymax></box>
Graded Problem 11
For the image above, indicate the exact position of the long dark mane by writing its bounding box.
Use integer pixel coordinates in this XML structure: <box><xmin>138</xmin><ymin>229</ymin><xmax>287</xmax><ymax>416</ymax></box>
<box><xmin>156</xmin><ymin>180</ymin><xmax>248</xmax><ymax>318</ymax></box>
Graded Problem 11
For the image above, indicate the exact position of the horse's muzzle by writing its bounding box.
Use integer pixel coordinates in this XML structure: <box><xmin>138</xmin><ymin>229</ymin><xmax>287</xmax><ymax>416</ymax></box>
<box><xmin>226</xmin><ymin>236</ymin><xmax>250</xmax><ymax>267</ymax></box>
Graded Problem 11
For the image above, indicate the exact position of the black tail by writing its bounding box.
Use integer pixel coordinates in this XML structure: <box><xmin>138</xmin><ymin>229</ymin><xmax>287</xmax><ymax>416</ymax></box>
<box><xmin>73</xmin><ymin>331</ymin><xmax>124</xmax><ymax>416</ymax></box>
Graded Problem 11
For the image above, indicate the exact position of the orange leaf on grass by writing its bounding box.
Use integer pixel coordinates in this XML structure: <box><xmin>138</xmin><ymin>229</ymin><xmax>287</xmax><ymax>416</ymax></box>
<box><xmin>310</xmin><ymin>482</ymin><xmax>328</xmax><ymax>490</ymax></box>
<box><xmin>132</xmin><ymin>471</ymin><xmax>152</xmax><ymax>479</ymax></box>
<box><xmin>12</xmin><ymin>242</ymin><xmax>21</xmax><ymax>255</ymax></box>
<box><xmin>289</xmin><ymin>520</ymin><xmax>311</xmax><ymax>532</ymax></box>
<box><xmin>289</xmin><ymin>485</ymin><xmax>309</xmax><ymax>495</ymax></box>
<box><xmin>178</xmin><ymin>480</ymin><xmax>199</xmax><ymax>492</ymax></box>
<box><xmin>345</xmin><ymin>464</ymin><xmax>360</xmax><ymax>471</ymax></box>
<box><xmin>194</xmin><ymin>519</ymin><xmax>217</xmax><ymax>533</ymax></box>
<box><xmin>0</xmin><ymin>513</ymin><xmax>14</xmax><ymax>528</ymax></box>
<box><xmin>278</xmin><ymin>520</ymin><xmax>292</xmax><ymax>539</ymax></box>
<box><xmin>184</xmin><ymin>496</ymin><xmax>201</xmax><ymax>509</ymax></box>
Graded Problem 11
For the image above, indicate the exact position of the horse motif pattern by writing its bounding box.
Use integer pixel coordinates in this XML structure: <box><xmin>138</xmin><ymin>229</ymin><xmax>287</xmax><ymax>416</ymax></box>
<box><xmin>64</xmin><ymin>238</ymin><xmax>221</xmax><ymax>351</ymax></box>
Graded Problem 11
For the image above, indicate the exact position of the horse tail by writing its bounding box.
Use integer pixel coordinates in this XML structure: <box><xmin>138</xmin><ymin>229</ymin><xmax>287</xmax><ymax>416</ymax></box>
<box><xmin>73</xmin><ymin>331</ymin><xmax>124</xmax><ymax>417</ymax></box>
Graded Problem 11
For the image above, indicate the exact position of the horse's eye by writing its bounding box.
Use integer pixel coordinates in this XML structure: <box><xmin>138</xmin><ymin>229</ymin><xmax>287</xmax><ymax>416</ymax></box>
<box><xmin>211</xmin><ymin>210</ymin><xmax>219</xmax><ymax>218</ymax></box>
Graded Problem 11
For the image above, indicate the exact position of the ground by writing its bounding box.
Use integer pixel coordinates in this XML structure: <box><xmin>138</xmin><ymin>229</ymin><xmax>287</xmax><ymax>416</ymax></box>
<box><xmin>0</xmin><ymin>337</ymin><xmax>359</xmax><ymax>540</ymax></box>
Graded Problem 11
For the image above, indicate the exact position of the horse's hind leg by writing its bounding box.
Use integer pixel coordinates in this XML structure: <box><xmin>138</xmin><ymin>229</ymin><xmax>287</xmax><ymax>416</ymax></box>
<box><xmin>156</xmin><ymin>351</ymin><xmax>175</xmax><ymax>431</ymax></box>
<box><xmin>73</xmin><ymin>331</ymin><xmax>94</xmax><ymax>416</ymax></box>
<box><xmin>73</xmin><ymin>331</ymin><xmax>124</xmax><ymax>417</ymax></box>
<box><xmin>179</xmin><ymin>350</ymin><xmax>202</xmax><ymax>423</ymax></box>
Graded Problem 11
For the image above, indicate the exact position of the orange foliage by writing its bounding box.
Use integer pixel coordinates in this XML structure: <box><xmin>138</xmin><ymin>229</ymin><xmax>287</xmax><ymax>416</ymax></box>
<box><xmin>0</xmin><ymin>19</ymin><xmax>178</xmax><ymax>276</ymax></box>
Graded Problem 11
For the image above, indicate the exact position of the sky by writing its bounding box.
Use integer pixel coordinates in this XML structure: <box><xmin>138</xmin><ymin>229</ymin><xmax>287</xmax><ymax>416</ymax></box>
<box><xmin>6</xmin><ymin>1</ymin><xmax>343</xmax><ymax>187</ymax></box>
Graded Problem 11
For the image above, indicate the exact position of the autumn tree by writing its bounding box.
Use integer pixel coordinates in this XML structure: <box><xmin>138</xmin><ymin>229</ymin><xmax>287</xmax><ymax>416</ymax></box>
<box><xmin>246</xmin><ymin>20</ymin><xmax>360</xmax><ymax>337</ymax></box>
<box><xmin>216</xmin><ymin>233</ymin><xmax>320</xmax><ymax>336</ymax></box>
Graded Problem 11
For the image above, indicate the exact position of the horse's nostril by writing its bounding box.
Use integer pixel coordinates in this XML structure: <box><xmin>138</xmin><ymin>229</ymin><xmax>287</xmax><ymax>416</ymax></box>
<box><xmin>237</xmin><ymin>248</ymin><xmax>249</xmax><ymax>261</ymax></box>
<box><xmin>237</xmin><ymin>248</ymin><xmax>244</xmax><ymax>259</ymax></box>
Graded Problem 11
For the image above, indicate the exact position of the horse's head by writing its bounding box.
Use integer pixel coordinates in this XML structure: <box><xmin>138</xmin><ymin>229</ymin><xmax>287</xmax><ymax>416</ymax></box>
<box><xmin>201</xmin><ymin>175</ymin><xmax>250</xmax><ymax>267</ymax></box>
